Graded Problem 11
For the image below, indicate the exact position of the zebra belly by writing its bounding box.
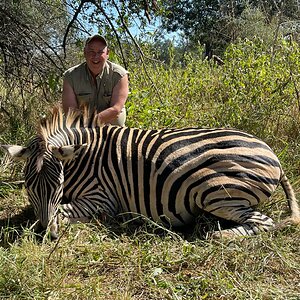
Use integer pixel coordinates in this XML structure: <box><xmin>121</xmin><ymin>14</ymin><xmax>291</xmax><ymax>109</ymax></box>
<box><xmin>120</xmin><ymin>156</ymin><xmax>282</xmax><ymax>227</ymax></box>
<box><xmin>123</xmin><ymin>197</ymin><xmax>200</xmax><ymax>227</ymax></box>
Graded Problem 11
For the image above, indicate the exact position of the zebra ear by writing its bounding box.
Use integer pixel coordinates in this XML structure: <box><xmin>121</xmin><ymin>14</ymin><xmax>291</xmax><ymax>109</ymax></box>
<box><xmin>0</xmin><ymin>145</ymin><xmax>31</xmax><ymax>160</ymax></box>
<box><xmin>50</xmin><ymin>144</ymin><xmax>88</xmax><ymax>161</ymax></box>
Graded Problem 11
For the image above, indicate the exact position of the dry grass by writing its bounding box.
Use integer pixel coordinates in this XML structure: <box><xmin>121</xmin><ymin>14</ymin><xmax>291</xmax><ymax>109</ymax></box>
<box><xmin>0</xmin><ymin>180</ymin><xmax>300</xmax><ymax>300</ymax></box>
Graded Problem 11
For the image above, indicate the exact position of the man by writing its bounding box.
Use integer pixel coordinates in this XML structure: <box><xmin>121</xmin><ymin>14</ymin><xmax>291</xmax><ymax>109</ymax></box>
<box><xmin>62</xmin><ymin>34</ymin><xmax>129</xmax><ymax>126</ymax></box>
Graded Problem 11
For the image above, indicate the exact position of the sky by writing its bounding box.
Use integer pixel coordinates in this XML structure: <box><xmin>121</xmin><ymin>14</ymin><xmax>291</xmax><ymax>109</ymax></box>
<box><xmin>73</xmin><ymin>1</ymin><xmax>180</xmax><ymax>44</ymax></box>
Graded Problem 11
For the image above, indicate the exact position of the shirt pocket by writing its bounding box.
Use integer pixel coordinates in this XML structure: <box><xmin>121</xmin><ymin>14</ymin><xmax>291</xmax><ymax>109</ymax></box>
<box><xmin>76</xmin><ymin>92</ymin><xmax>92</xmax><ymax>106</ymax></box>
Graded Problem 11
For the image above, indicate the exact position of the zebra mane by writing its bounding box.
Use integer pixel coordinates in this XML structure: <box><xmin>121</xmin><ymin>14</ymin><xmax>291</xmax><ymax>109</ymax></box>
<box><xmin>39</xmin><ymin>105</ymin><xmax>102</xmax><ymax>143</ymax></box>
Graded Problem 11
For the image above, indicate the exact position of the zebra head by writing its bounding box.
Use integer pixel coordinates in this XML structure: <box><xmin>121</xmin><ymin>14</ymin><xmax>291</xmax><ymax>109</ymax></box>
<box><xmin>2</xmin><ymin>138</ymin><xmax>87</xmax><ymax>239</ymax></box>
<box><xmin>2</xmin><ymin>107</ymin><xmax>92</xmax><ymax>239</ymax></box>
<box><xmin>2</xmin><ymin>139</ymin><xmax>87</xmax><ymax>239</ymax></box>
<box><xmin>1</xmin><ymin>137</ymin><xmax>64</xmax><ymax>239</ymax></box>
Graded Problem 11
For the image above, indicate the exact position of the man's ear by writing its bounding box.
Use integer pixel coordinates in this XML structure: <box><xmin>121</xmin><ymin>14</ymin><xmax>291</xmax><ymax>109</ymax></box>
<box><xmin>0</xmin><ymin>145</ymin><xmax>31</xmax><ymax>160</ymax></box>
<box><xmin>50</xmin><ymin>144</ymin><xmax>88</xmax><ymax>161</ymax></box>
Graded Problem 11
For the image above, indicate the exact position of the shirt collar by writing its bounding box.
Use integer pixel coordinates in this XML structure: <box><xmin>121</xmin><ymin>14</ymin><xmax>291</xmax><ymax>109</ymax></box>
<box><xmin>84</xmin><ymin>61</ymin><xmax>109</xmax><ymax>81</ymax></box>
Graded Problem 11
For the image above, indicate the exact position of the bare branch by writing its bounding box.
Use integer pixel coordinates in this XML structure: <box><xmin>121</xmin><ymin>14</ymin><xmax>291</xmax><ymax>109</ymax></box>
<box><xmin>62</xmin><ymin>0</ymin><xmax>89</xmax><ymax>58</ymax></box>
<box><xmin>0</xmin><ymin>7</ymin><xmax>65</xmax><ymax>71</ymax></box>
<box><xmin>111</xmin><ymin>0</ymin><xmax>164</xmax><ymax>102</ymax></box>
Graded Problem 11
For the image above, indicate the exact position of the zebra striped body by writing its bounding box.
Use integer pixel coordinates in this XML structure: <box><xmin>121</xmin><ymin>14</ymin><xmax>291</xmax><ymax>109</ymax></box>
<box><xmin>2</xmin><ymin>107</ymin><xmax>300</xmax><ymax>238</ymax></box>
<box><xmin>62</xmin><ymin>126</ymin><xmax>281</xmax><ymax>225</ymax></box>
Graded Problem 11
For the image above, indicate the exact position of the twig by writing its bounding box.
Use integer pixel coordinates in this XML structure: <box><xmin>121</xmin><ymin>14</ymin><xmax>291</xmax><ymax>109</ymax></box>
<box><xmin>47</xmin><ymin>223</ymin><xmax>70</xmax><ymax>260</ymax></box>
<box><xmin>62</xmin><ymin>0</ymin><xmax>89</xmax><ymax>58</ymax></box>
<box><xmin>91</xmin><ymin>0</ymin><xmax>128</xmax><ymax>70</ymax></box>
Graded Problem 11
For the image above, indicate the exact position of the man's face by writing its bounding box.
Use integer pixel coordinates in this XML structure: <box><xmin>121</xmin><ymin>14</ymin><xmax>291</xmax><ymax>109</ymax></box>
<box><xmin>84</xmin><ymin>39</ymin><xmax>109</xmax><ymax>77</ymax></box>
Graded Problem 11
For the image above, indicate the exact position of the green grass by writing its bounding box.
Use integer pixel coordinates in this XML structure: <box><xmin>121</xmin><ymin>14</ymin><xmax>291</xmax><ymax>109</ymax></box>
<box><xmin>0</xmin><ymin>182</ymin><xmax>300</xmax><ymax>299</ymax></box>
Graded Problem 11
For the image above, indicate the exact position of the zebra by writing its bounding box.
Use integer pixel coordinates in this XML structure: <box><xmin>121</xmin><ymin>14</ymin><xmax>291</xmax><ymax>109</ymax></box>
<box><xmin>1</xmin><ymin>106</ymin><xmax>300</xmax><ymax>239</ymax></box>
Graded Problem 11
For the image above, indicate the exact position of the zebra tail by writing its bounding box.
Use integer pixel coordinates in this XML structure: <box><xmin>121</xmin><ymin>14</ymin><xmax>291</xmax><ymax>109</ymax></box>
<box><xmin>277</xmin><ymin>173</ymin><xmax>300</xmax><ymax>229</ymax></box>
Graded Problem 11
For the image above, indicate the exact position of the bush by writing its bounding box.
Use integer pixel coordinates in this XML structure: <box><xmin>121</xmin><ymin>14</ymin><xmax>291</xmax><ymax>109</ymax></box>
<box><xmin>1</xmin><ymin>38</ymin><xmax>300</xmax><ymax>172</ymax></box>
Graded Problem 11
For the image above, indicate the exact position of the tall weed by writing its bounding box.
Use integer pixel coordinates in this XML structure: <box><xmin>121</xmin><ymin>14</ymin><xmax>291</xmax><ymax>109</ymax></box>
<box><xmin>126</xmin><ymin>38</ymin><xmax>300</xmax><ymax>172</ymax></box>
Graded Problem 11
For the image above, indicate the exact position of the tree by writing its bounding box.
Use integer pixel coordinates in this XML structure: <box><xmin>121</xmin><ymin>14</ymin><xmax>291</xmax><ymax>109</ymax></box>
<box><xmin>0</xmin><ymin>0</ymin><xmax>74</xmax><ymax>142</ymax></box>
<box><xmin>0</xmin><ymin>0</ymin><xmax>69</xmax><ymax>89</ymax></box>
<box><xmin>0</xmin><ymin>0</ymin><xmax>160</xmax><ymax>90</ymax></box>
<box><xmin>0</xmin><ymin>0</ymin><xmax>162</xmax><ymax>142</ymax></box>
<box><xmin>159</xmin><ymin>0</ymin><xmax>300</xmax><ymax>56</ymax></box>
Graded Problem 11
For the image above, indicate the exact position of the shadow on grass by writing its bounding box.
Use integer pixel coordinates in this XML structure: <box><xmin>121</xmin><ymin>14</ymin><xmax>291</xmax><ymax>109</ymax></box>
<box><xmin>0</xmin><ymin>205</ymin><xmax>36</xmax><ymax>247</ymax></box>
<box><xmin>98</xmin><ymin>211</ymin><xmax>237</xmax><ymax>242</ymax></box>
<box><xmin>0</xmin><ymin>206</ymin><xmax>237</xmax><ymax>247</ymax></box>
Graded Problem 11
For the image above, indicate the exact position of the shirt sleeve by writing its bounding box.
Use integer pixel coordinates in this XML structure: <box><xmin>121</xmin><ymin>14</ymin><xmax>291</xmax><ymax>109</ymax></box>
<box><xmin>63</xmin><ymin>69</ymin><xmax>75</xmax><ymax>90</ymax></box>
<box><xmin>111</xmin><ymin>63</ymin><xmax>129</xmax><ymax>88</ymax></box>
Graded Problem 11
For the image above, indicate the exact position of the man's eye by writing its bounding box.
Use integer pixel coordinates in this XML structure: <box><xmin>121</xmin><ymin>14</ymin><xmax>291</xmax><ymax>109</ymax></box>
<box><xmin>88</xmin><ymin>51</ymin><xmax>104</xmax><ymax>56</ymax></box>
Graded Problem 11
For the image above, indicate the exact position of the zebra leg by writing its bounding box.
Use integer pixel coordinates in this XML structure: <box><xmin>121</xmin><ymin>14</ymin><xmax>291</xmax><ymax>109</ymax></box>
<box><xmin>59</xmin><ymin>197</ymin><xmax>116</xmax><ymax>224</ymax></box>
<box><xmin>206</xmin><ymin>206</ymin><xmax>275</xmax><ymax>238</ymax></box>
<box><xmin>59</xmin><ymin>202</ymin><xmax>93</xmax><ymax>224</ymax></box>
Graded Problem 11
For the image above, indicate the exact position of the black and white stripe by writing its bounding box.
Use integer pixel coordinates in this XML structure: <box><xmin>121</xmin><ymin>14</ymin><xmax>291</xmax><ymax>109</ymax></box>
<box><xmin>2</xmin><ymin>107</ymin><xmax>300</xmax><ymax>238</ymax></box>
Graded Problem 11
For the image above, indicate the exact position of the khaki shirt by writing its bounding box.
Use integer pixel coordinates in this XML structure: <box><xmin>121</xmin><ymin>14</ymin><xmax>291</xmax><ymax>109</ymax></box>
<box><xmin>63</xmin><ymin>60</ymin><xmax>128</xmax><ymax>112</ymax></box>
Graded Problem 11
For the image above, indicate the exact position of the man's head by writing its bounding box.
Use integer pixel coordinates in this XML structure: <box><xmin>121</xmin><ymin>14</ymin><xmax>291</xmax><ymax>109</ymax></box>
<box><xmin>84</xmin><ymin>34</ymin><xmax>109</xmax><ymax>77</ymax></box>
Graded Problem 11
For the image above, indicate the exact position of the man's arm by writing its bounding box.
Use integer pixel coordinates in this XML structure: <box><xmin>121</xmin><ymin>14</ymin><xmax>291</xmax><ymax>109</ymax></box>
<box><xmin>98</xmin><ymin>74</ymin><xmax>129</xmax><ymax>124</ymax></box>
<box><xmin>62</xmin><ymin>79</ymin><xmax>78</xmax><ymax>114</ymax></box>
